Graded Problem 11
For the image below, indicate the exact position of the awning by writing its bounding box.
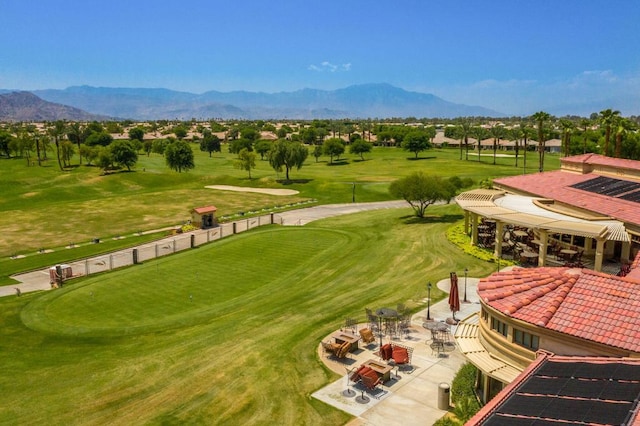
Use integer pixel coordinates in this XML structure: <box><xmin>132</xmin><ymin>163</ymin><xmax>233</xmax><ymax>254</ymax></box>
<box><xmin>454</xmin><ymin>314</ymin><xmax>522</xmax><ymax>383</ymax></box>
<box><xmin>456</xmin><ymin>190</ymin><xmax>631</xmax><ymax>242</ymax></box>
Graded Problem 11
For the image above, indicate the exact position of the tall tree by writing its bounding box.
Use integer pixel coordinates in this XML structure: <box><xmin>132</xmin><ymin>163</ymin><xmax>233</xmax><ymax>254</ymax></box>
<box><xmin>389</xmin><ymin>172</ymin><xmax>456</xmax><ymax>218</ymax></box>
<box><xmin>614</xmin><ymin>117</ymin><xmax>633</xmax><ymax>158</ymax></box>
<box><xmin>66</xmin><ymin>122</ymin><xmax>87</xmax><ymax>165</ymax></box>
<box><xmin>559</xmin><ymin>119</ymin><xmax>574</xmax><ymax>157</ymax></box>
<box><xmin>458</xmin><ymin>120</ymin><xmax>472</xmax><ymax>161</ymax></box>
<box><xmin>110</xmin><ymin>140</ymin><xmax>138</xmax><ymax>171</ymax></box>
<box><xmin>489</xmin><ymin>124</ymin><xmax>504</xmax><ymax>165</ymax></box>
<box><xmin>510</xmin><ymin>126</ymin><xmax>522</xmax><ymax>167</ymax></box>
<box><xmin>472</xmin><ymin>126</ymin><xmax>488</xmax><ymax>163</ymax></box>
<box><xmin>599</xmin><ymin>108</ymin><xmax>620</xmax><ymax>156</ymax></box>
<box><xmin>234</xmin><ymin>148</ymin><xmax>257</xmax><ymax>179</ymax></box>
<box><xmin>579</xmin><ymin>118</ymin><xmax>591</xmax><ymax>154</ymax></box>
<box><xmin>349</xmin><ymin>139</ymin><xmax>372</xmax><ymax>161</ymax></box>
<box><xmin>532</xmin><ymin>111</ymin><xmax>551</xmax><ymax>172</ymax></box>
<box><xmin>401</xmin><ymin>131</ymin><xmax>431</xmax><ymax>159</ymax></box>
<box><xmin>519</xmin><ymin>123</ymin><xmax>534</xmax><ymax>172</ymax></box>
<box><xmin>322</xmin><ymin>138</ymin><xmax>345</xmax><ymax>164</ymax></box>
<box><xmin>164</xmin><ymin>140</ymin><xmax>195</xmax><ymax>173</ymax></box>
<box><xmin>268</xmin><ymin>139</ymin><xmax>308</xmax><ymax>181</ymax></box>
<box><xmin>47</xmin><ymin>120</ymin><xmax>67</xmax><ymax>171</ymax></box>
<box><xmin>199</xmin><ymin>131</ymin><xmax>221</xmax><ymax>157</ymax></box>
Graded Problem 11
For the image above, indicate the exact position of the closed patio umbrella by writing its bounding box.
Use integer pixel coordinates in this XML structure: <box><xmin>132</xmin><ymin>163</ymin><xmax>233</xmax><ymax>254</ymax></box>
<box><xmin>448</xmin><ymin>272</ymin><xmax>460</xmax><ymax>321</ymax></box>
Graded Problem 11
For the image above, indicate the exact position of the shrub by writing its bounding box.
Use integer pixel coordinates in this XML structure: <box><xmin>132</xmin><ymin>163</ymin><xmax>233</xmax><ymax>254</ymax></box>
<box><xmin>446</xmin><ymin>223</ymin><xmax>517</xmax><ymax>266</ymax></box>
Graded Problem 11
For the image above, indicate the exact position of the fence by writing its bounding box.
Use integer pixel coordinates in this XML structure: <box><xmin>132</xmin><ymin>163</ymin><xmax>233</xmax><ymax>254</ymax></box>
<box><xmin>62</xmin><ymin>213</ymin><xmax>285</xmax><ymax>281</ymax></box>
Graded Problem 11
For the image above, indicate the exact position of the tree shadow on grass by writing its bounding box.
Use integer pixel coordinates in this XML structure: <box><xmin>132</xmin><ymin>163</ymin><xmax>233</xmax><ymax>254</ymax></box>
<box><xmin>276</xmin><ymin>178</ymin><xmax>313</xmax><ymax>185</ymax></box>
<box><xmin>352</xmin><ymin>158</ymin><xmax>370</xmax><ymax>163</ymax></box>
<box><xmin>406</xmin><ymin>156</ymin><xmax>437</xmax><ymax>161</ymax></box>
<box><xmin>327</xmin><ymin>160</ymin><xmax>350</xmax><ymax>166</ymax></box>
<box><xmin>400</xmin><ymin>213</ymin><xmax>464</xmax><ymax>224</ymax></box>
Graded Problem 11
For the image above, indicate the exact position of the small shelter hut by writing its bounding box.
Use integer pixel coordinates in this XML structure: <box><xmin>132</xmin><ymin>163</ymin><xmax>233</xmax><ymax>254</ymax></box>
<box><xmin>191</xmin><ymin>206</ymin><xmax>217</xmax><ymax>229</ymax></box>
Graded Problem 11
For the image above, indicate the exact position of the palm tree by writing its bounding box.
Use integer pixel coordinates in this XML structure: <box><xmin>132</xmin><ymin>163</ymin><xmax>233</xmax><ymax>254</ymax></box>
<box><xmin>599</xmin><ymin>108</ymin><xmax>620</xmax><ymax>156</ymax></box>
<box><xmin>559</xmin><ymin>119</ymin><xmax>574</xmax><ymax>157</ymax></box>
<box><xmin>66</xmin><ymin>122</ymin><xmax>87</xmax><ymax>165</ymax></box>
<box><xmin>472</xmin><ymin>126</ymin><xmax>488</xmax><ymax>163</ymax></box>
<box><xmin>579</xmin><ymin>118</ymin><xmax>591</xmax><ymax>154</ymax></box>
<box><xmin>614</xmin><ymin>117</ymin><xmax>634</xmax><ymax>158</ymax></box>
<box><xmin>519</xmin><ymin>122</ymin><xmax>534</xmax><ymax>173</ymax></box>
<box><xmin>510</xmin><ymin>126</ymin><xmax>522</xmax><ymax>167</ymax></box>
<box><xmin>489</xmin><ymin>124</ymin><xmax>504</xmax><ymax>165</ymax></box>
<box><xmin>47</xmin><ymin>120</ymin><xmax>67</xmax><ymax>171</ymax></box>
<box><xmin>532</xmin><ymin>111</ymin><xmax>551</xmax><ymax>172</ymax></box>
<box><xmin>457</xmin><ymin>120</ymin><xmax>472</xmax><ymax>160</ymax></box>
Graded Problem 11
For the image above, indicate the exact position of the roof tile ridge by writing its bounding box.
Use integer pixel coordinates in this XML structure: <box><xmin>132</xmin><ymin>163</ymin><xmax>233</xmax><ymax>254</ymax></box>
<box><xmin>535</xmin><ymin>274</ymin><xmax>578</xmax><ymax>327</ymax></box>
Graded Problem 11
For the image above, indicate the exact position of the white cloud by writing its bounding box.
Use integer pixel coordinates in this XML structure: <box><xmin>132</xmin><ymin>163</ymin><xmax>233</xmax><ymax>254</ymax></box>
<box><xmin>308</xmin><ymin>61</ymin><xmax>352</xmax><ymax>73</ymax></box>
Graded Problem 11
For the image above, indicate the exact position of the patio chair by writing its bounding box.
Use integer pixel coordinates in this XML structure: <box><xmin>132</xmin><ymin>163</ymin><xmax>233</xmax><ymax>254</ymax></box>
<box><xmin>398</xmin><ymin>314</ymin><xmax>411</xmax><ymax>339</ymax></box>
<box><xmin>390</xmin><ymin>343</ymin><xmax>414</xmax><ymax>373</ymax></box>
<box><xmin>322</xmin><ymin>341</ymin><xmax>351</xmax><ymax>359</ymax></box>
<box><xmin>360</xmin><ymin>371</ymin><xmax>383</xmax><ymax>397</ymax></box>
<box><xmin>344</xmin><ymin>317</ymin><xmax>358</xmax><ymax>333</ymax></box>
<box><xmin>359</xmin><ymin>328</ymin><xmax>376</xmax><ymax>346</ymax></box>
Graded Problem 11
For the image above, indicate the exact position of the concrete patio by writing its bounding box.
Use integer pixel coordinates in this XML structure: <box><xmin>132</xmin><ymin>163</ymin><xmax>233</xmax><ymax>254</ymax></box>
<box><xmin>313</xmin><ymin>276</ymin><xmax>483</xmax><ymax>426</ymax></box>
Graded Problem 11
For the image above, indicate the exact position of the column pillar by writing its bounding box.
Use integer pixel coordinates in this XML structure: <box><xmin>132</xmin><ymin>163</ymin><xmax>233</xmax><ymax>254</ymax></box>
<box><xmin>471</xmin><ymin>213</ymin><xmax>479</xmax><ymax>246</ymax></box>
<box><xmin>538</xmin><ymin>230</ymin><xmax>548</xmax><ymax>266</ymax></box>
<box><xmin>594</xmin><ymin>239</ymin><xmax>606</xmax><ymax>272</ymax></box>
<box><xmin>621</xmin><ymin>240</ymin><xmax>631</xmax><ymax>264</ymax></box>
<box><xmin>464</xmin><ymin>211</ymin><xmax>470</xmax><ymax>235</ymax></box>
<box><xmin>494</xmin><ymin>221</ymin><xmax>504</xmax><ymax>258</ymax></box>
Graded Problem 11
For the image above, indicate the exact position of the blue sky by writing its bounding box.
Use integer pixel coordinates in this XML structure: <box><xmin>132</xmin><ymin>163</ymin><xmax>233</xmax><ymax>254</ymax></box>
<box><xmin>1</xmin><ymin>0</ymin><xmax>639</xmax><ymax>116</ymax></box>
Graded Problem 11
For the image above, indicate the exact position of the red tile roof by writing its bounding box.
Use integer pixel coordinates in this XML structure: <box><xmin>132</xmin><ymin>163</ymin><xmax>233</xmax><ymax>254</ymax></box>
<box><xmin>478</xmin><ymin>267</ymin><xmax>640</xmax><ymax>352</ymax></box>
<box><xmin>494</xmin><ymin>170</ymin><xmax>640</xmax><ymax>226</ymax></box>
<box><xmin>563</xmin><ymin>153</ymin><xmax>640</xmax><ymax>172</ymax></box>
<box><xmin>193</xmin><ymin>205</ymin><xmax>217</xmax><ymax>214</ymax></box>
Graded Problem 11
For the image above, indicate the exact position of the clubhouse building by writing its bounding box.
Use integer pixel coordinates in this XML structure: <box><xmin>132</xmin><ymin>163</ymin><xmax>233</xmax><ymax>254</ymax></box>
<box><xmin>456</xmin><ymin>154</ymin><xmax>640</xmax><ymax>272</ymax></box>
<box><xmin>452</xmin><ymin>154</ymin><xmax>640</xmax><ymax>422</ymax></box>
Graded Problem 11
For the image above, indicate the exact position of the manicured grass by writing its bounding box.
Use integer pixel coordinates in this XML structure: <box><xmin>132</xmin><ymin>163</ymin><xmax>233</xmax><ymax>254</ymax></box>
<box><xmin>1</xmin><ymin>145</ymin><xmax>557</xmax><ymax>262</ymax></box>
<box><xmin>1</xmin><ymin>205</ymin><xmax>497</xmax><ymax>425</ymax></box>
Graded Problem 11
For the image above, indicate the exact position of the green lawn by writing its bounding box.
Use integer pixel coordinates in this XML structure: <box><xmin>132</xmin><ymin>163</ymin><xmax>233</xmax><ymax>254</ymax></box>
<box><xmin>1</xmin><ymin>205</ymin><xmax>498</xmax><ymax>425</ymax></box>
<box><xmin>0</xmin><ymin>144</ymin><xmax>557</xmax><ymax>269</ymax></box>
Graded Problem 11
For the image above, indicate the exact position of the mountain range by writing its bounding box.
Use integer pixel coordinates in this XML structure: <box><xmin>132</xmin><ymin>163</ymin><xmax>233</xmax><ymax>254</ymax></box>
<box><xmin>0</xmin><ymin>91</ymin><xmax>111</xmax><ymax>122</ymax></box>
<box><xmin>0</xmin><ymin>83</ymin><xmax>504</xmax><ymax>121</ymax></box>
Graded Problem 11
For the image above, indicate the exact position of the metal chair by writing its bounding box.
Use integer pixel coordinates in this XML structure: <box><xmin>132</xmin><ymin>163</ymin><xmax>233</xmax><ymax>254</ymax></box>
<box><xmin>344</xmin><ymin>317</ymin><xmax>357</xmax><ymax>334</ymax></box>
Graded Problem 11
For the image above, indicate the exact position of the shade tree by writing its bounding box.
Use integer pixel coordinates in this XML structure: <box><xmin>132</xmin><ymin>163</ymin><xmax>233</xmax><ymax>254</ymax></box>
<box><xmin>234</xmin><ymin>148</ymin><xmax>257</xmax><ymax>179</ymax></box>
<box><xmin>322</xmin><ymin>138</ymin><xmax>345</xmax><ymax>164</ymax></box>
<box><xmin>389</xmin><ymin>172</ymin><xmax>457</xmax><ymax>218</ymax></box>
<box><xmin>164</xmin><ymin>139</ymin><xmax>195</xmax><ymax>173</ymax></box>
<box><xmin>401</xmin><ymin>130</ymin><xmax>431</xmax><ymax>159</ymax></box>
<box><xmin>110</xmin><ymin>140</ymin><xmax>138</xmax><ymax>171</ymax></box>
<box><xmin>268</xmin><ymin>139</ymin><xmax>308</xmax><ymax>181</ymax></box>
<box><xmin>349</xmin><ymin>139</ymin><xmax>372</xmax><ymax>160</ymax></box>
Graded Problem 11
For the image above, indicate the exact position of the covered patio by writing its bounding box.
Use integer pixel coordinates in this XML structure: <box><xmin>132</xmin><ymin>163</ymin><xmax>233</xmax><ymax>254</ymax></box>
<box><xmin>455</xmin><ymin>189</ymin><xmax>632</xmax><ymax>273</ymax></box>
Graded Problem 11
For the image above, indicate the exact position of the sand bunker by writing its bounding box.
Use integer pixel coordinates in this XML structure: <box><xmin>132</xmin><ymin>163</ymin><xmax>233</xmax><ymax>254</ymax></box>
<box><xmin>205</xmin><ymin>185</ymin><xmax>299</xmax><ymax>196</ymax></box>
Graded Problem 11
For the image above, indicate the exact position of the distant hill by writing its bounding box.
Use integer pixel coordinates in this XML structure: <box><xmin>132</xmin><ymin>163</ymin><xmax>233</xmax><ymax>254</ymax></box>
<box><xmin>0</xmin><ymin>91</ymin><xmax>111</xmax><ymax>122</ymax></box>
<box><xmin>27</xmin><ymin>83</ymin><xmax>504</xmax><ymax>120</ymax></box>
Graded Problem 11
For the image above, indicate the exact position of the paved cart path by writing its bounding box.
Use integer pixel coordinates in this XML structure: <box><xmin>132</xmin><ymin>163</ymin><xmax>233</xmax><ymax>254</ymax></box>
<box><xmin>2</xmin><ymin>201</ymin><xmax>409</xmax><ymax>297</ymax></box>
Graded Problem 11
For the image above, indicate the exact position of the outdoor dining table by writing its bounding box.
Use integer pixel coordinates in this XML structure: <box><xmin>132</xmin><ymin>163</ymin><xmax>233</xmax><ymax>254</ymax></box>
<box><xmin>375</xmin><ymin>308</ymin><xmax>398</xmax><ymax>346</ymax></box>
<box><xmin>522</xmin><ymin>251</ymin><xmax>539</xmax><ymax>265</ymax></box>
<box><xmin>513</xmin><ymin>230</ymin><xmax>528</xmax><ymax>240</ymax></box>
<box><xmin>560</xmin><ymin>249</ymin><xmax>577</xmax><ymax>261</ymax></box>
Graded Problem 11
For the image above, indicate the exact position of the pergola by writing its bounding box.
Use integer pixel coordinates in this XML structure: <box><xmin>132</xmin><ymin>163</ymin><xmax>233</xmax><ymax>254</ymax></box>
<box><xmin>455</xmin><ymin>189</ymin><xmax>631</xmax><ymax>272</ymax></box>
